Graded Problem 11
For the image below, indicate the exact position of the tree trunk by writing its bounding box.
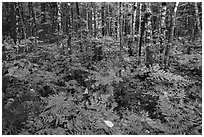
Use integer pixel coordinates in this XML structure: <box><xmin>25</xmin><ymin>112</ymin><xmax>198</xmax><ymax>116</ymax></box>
<box><xmin>144</xmin><ymin>3</ymin><xmax>153</xmax><ymax>68</ymax></box>
<box><xmin>160</xmin><ymin>2</ymin><xmax>167</xmax><ymax>65</ymax></box>
<box><xmin>10</xmin><ymin>2</ymin><xmax>17</xmax><ymax>44</ymax></box>
<box><xmin>50</xmin><ymin>3</ymin><xmax>57</xmax><ymax>34</ymax></box>
<box><xmin>57</xmin><ymin>2</ymin><xmax>62</xmax><ymax>35</ymax></box>
<box><xmin>117</xmin><ymin>3</ymin><xmax>120</xmax><ymax>41</ymax></box>
<box><xmin>29</xmin><ymin>2</ymin><xmax>37</xmax><ymax>46</ymax></box>
<box><xmin>194</xmin><ymin>2</ymin><xmax>202</xmax><ymax>36</ymax></box>
<box><xmin>41</xmin><ymin>2</ymin><xmax>47</xmax><ymax>39</ymax></box>
<box><xmin>92</xmin><ymin>3</ymin><xmax>97</xmax><ymax>37</ymax></box>
<box><xmin>119</xmin><ymin>2</ymin><xmax>123</xmax><ymax>64</ymax></box>
<box><xmin>101</xmin><ymin>3</ymin><xmax>105</xmax><ymax>36</ymax></box>
<box><xmin>70</xmin><ymin>3</ymin><xmax>75</xmax><ymax>32</ymax></box>
<box><xmin>132</xmin><ymin>2</ymin><xmax>137</xmax><ymax>41</ymax></box>
<box><xmin>88</xmin><ymin>3</ymin><xmax>93</xmax><ymax>35</ymax></box>
<box><xmin>75</xmin><ymin>2</ymin><xmax>80</xmax><ymax>31</ymax></box>
<box><xmin>138</xmin><ymin>3</ymin><xmax>145</xmax><ymax>65</ymax></box>
<box><xmin>107</xmin><ymin>4</ymin><xmax>111</xmax><ymax>36</ymax></box>
<box><xmin>163</xmin><ymin>2</ymin><xmax>179</xmax><ymax>68</ymax></box>
<box><xmin>18</xmin><ymin>3</ymin><xmax>26</xmax><ymax>40</ymax></box>
<box><xmin>66</xmin><ymin>3</ymin><xmax>72</xmax><ymax>60</ymax></box>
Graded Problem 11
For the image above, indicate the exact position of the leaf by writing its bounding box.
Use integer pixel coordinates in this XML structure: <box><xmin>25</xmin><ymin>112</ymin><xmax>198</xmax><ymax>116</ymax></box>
<box><xmin>83</xmin><ymin>88</ymin><xmax>88</xmax><ymax>94</ymax></box>
<box><xmin>37</xmin><ymin>29</ymin><xmax>44</xmax><ymax>33</ymax></box>
<box><xmin>104</xmin><ymin>120</ymin><xmax>114</xmax><ymax>127</ymax></box>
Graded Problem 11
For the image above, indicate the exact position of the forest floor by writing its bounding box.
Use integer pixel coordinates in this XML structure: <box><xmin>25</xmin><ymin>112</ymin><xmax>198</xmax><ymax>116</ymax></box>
<box><xmin>2</xmin><ymin>36</ymin><xmax>202</xmax><ymax>135</ymax></box>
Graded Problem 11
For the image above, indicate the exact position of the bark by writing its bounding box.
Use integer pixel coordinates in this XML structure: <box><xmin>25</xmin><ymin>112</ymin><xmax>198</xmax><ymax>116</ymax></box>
<box><xmin>75</xmin><ymin>2</ymin><xmax>80</xmax><ymax>31</ymax></box>
<box><xmin>144</xmin><ymin>3</ymin><xmax>153</xmax><ymax>68</ymax></box>
<box><xmin>29</xmin><ymin>2</ymin><xmax>37</xmax><ymax>46</ymax></box>
<box><xmin>50</xmin><ymin>3</ymin><xmax>57</xmax><ymax>34</ymax></box>
<box><xmin>160</xmin><ymin>2</ymin><xmax>167</xmax><ymax>65</ymax></box>
<box><xmin>18</xmin><ymin>3</ymin><xmax>26</xmax><ymax>40</ymax></box>
<box><xmin>107</xmin><ymin>4</ymin><xmax>111</xmax><ymax>36</ymax></box>
<box><xmin>57</xmin><ymin>2</ymin><xmax>62</xmax><ymax>35</ymax></box>
<box><xmin>41</xmin><ymin>2</ymin><xmax>47</xmax><ymax>39</ymax></box>
<box><xmin>27</xmin><ymin>2</ymin><xmax>32</xmax><ymax>37</ymax></box>
<box><xmin>10</xmin><ymin>2</ymin><xmax>17</xmax><ymax>44</ymax></box>
<box><xmin>71</xmin><ymin>3</ymin><xmax>74</xmax><ymax>32</ymax></box>
<box><xmin>92</xmin><ymin>3</ymin><xmax>97</xmax><ymax>37</ymax></box>
<box><xmin>101</xmin><ymin>3</ymin><xmax>105</xmax><ymax>36</ymax></box>
<box><xmin>117</xmin><ymin>3</ymin><xmax>120</xmax><ymax>40</ymax></box>
<box><xmin>163</xmin><ymin>2</ymin><xmax>179</xmax><ymax>68</ymax></box>
<box><xmin>119</xmin><ymin>2</ymin><xmax>123</xmax><ymax>64</ymax></box>
<box><xmin>194</xmin><ymin>2</ymin><xmax>202</xmax><ymax>36</ymax></box>
<box><xmin>132</xmin><ymin>2</ymin><xmax>137</xmax><ymax>41</ymax></box>
<box><xmin>88</xmin><ymin>3</ymin><xmax>93</xmax><ymax>34</ymax></box>
<box><xmin>138</xmin><ymin>3</ymin><xmax>144</xmax><ymax>65</ymax></box>
<box><xmin>66</xmin><ymin>3</ymin><xmax>72</xmax><ymax>58</ymax></box>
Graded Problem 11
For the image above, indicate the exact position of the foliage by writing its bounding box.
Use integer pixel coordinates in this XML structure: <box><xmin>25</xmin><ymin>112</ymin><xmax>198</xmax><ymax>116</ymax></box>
<box><xmin>2</xmin><ymin>2</ymin><xmax>202</xmax><ymax>135</ymax></box>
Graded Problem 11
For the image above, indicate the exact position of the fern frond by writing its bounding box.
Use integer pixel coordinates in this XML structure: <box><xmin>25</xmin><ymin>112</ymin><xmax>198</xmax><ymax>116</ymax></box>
<box><xmin>150</xmin><ymin>68</ymin><xmax>193</xmax><ymax>87</ymax></box>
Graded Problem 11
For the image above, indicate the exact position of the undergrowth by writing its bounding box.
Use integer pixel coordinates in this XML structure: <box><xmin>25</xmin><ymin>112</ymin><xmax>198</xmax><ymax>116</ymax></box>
<box><xmin>2</xmin><ymin>36</ymin><xmax>202</xmax><ymax>135</ymax></box>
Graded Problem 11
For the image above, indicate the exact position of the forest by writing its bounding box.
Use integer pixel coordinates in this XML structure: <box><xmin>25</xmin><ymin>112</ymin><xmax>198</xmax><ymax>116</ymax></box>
<box><xmin>2</xmin><ymin>2</ymin><xmax>202</xmax><ymax>135</ymax></box>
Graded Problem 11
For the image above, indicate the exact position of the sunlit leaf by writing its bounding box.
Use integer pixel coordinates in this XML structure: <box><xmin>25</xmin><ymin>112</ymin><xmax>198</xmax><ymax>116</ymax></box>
<box><xmin>104</xmin><ymin>120</ymin><xmax>114</xmax><ymax>127</ymax></box>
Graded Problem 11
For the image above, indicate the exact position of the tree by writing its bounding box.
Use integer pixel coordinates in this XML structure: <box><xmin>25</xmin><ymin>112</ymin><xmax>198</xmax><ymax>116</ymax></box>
<box><xmin>132</xmin><ymin>2</ymin><xmax>137</xmax><ymax>41</ymax></box>
<box><xmin>10</xmin><ymin>2</ymin><xmax>17</xmax><ymax>44</ymax></box>
<box><xmin>163</xmin><ymin>2</ymin><xmax>179</xmax><ymax>67</ymax></box>
<box><xmin>57</xmin><ymin>2</ymin><xmax>62</xmax><ymax>35</ymax></box>
<box><xmin>144</xmin><ymin>3</ymin><xmax>153</xmax><ymax>68</ymax></box>
<box><xmin>160</xmin><ymin>2</ymin><xmax>167</xmax><ymax>65</ymax></box>
<box><xmin>138</xmin><ymin>3</ymin><xmax>145</xmax><ymax>65</ymax></box>
<box><xmin>194</xmin><ymin>2</ymin><xmax>202</xmax><ymax>36</ymax></box>
<box><xmin>87</xmin><ymin>3</ymin><xmax>93</xmax><ymax>35</ymax></box>
<box><xmin>18</xmin><ymin>3</ymin><xmax>26</xmax><ymax>40</ymax></box>
<box><xmin>101</xmin><ymin>3</ymin><xmax>105</xmax><ymax>36</ymax></box>
<box><xmin>29</xmin><ymin>2</ymin><xmax>37</xmax><ymax>46</ymax></box>
<box><xmin>119</xmin><ymin>2</ymin><xmax>123</xmax><ymax>63</ymax></box>
<box><xmin>40</xmin><ymin>2</ymin><xmax>47</xmax><ymax>39</ymax></box>
<box><xmin>75</xmin><ymin>2</ymin><xmax>81</xmax><ymax>32</ymax></box>
<box><xmin>92</xmin><ymin>2</ymin><xmax>97</xmax><ymax>37</ymax></box>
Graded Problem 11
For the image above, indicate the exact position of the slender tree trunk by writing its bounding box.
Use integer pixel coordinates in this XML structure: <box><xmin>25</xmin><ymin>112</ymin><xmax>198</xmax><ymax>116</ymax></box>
<box><xmin>28</xmin><ymin>2</ymin><xmax>33</xmax><ymax>38</ymax></box>
<box><xmin>86</xmin><ymin>4</ymin><xmax>89</xmax><ymax>30</ymax></box>
<box><xmin>110</xmin><ymin>4</ymin><xmax>113</xmax><ymax>36</ymax></box>
<box><xmin>70</xmin><ymin>3</ymin><xmax>74</xmax><ymax>32</ymax></box>
<box><xmin>88</xmin><ymin>3</ymin><xmax>93</xmax><ymax>35</ymax></box>
<box><xmin>29</xmin><ymin>2</ymin><xmax>37</xmax><ymax>46</ymax></box>
<box><xmin>61</xmin><ymin>3</ymin><xmax>66</xmax><ymax>34</ymax></box>
<box><xmin>57</xmin><ymin>2</ymin><xmax>62</xmax><ymax>35</ymax></box>
<box><xmin>144</xmin><ymin>3</ymin><xmax>153</xmax><ymax>68</ymax></box>
<box><xmin>75</xmin><ymin>2</ymin><xmax>80</xmax><ymax>31</ymax></box>
<box><xmin>15</xmin><ymin>2</ymin><xmax>21</xmax><ymax>44</ymax></box>
<box><xmin>160</xmin><ymin>2</ymin><xmax>167</xmax><ymax>65</ymax></box>
<box><xmin>163</xmin><ymin>2</ymin><xmax>179</xmax><ymax>68</ymax></box>
<box><xmin>18</xmin><ymin>3</ymin><xmax>26</xmax><ymax>40</ymax></box>
<box><xmin>41</xmin><ymin>2</ymin><xmax>47</xmax><ymax>39</ymax></box>
<box><xmin>67</xmin><ymin>3</ymin><xmax>72</xmax><ymax>60</ymax></box>
<box><xmin>107</xmin><ymin>4</ymin><xmax>111</xmax><ymax>36</ymax></box>
<box><xmin>138</xmin><ymin>3</ymin><xmax>144</xmax><ymax>65</ymax></box>
<box><xmin>119</xmin><ymin>2</ymin><xmax>123</xmax><ymax>64</ymax></box>
<box><xmin>50</xmin><ymin>3</ymin><xmax>57</xmax><ymax>34</ymax></box>
<box><xmin>117</xmin><ymin>3</ymin><xmax>120</xmax><ymax>41</ymax></box>
<box><xmin>92</xmin><ymin>3</ymin><xmax>97</xmax><ymax>37</ymax></box>
<box><xmin>10</xmin><ymin>2</ymin><xmax>17</xmax><ymax>44</ymax></box>
<box><xmin>132</xmin><ymin>2</ymin><xmax>137</xmax><ymax>41</ymax></box>
<box><xmin>194</xmin><ymin>2</ymin><xmax>202</xmax><ymax>36</ymax></box>
<box><xmin>101</xmin><ymin>3</ymin><xmax>105</xmax><ymax>36</ymax></box>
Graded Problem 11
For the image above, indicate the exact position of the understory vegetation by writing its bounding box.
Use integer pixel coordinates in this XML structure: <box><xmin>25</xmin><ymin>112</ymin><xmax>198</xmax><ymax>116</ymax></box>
<box><xmin>2</xmin><ymin>2</ymin><xmax>202</xmax><ymax>135</ymax></box>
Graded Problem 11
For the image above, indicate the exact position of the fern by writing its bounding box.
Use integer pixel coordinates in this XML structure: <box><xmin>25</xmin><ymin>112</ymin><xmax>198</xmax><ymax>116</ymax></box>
<box><xmin>156</xmin><ymin>94</ymin><xmax>202</xmax><ymax>135</ymax></box>
<box><xmin>149</xmin><ymin>65</ymin><xmax>193</xmax><ymax>87</ymax></box>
